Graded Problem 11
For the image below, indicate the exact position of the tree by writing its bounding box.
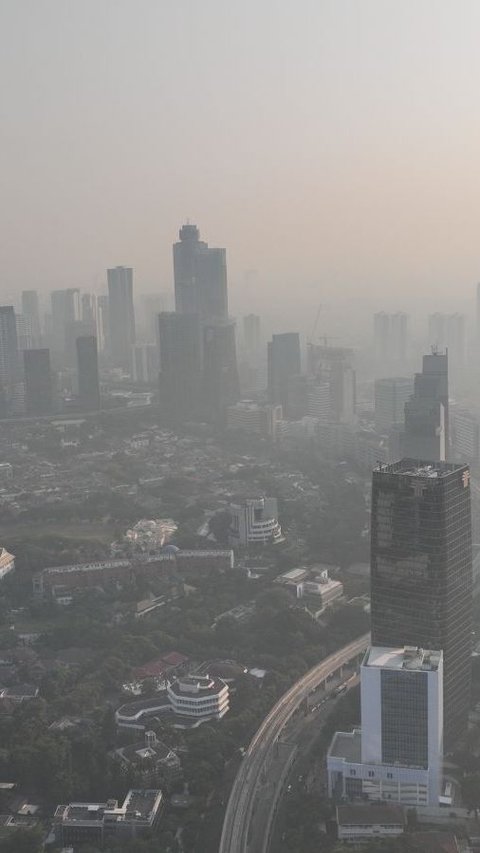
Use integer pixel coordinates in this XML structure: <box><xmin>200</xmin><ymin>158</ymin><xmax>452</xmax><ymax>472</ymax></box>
<box><xmin>462</xmin><ymin>772</ymin><xmax>480</xmax><ymax>817</ymax></box>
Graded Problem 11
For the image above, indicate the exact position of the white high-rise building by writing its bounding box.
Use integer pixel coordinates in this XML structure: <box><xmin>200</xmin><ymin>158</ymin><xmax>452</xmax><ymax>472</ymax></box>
<box><xmin>228</xmin><ymin>497</ymin><xmax>284</xmax><ymax>546</ymax></box>
<box><xmin>328</xmin><ymin>645</ymin><xmax>443</xmax><ymax>807</ymax></box>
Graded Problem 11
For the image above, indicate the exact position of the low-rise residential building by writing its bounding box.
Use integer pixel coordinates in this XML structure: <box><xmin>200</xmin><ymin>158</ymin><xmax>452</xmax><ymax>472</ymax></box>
<box><xmin>55</xmin><ymin>789</ymin><xmax>163</xmax><ymax>846</ymax></box>
<box><xmin>336</xmin><ymin>804</ymin><xmax>405</xmax><ymax>844</ymax></box>
<box><xmin>114</xmin><ymin>731</ymin><xmax>182</xmax><ymax>789</ymax></box>
<box><xmin>229</xmin><ymin>497</ymin><xmax>283</xmax><ymax>546</ymax></box>
<box><xmin>275</xmin><ymin>565</ymin><xmax>343</xmax><ymax>612</ymax></box>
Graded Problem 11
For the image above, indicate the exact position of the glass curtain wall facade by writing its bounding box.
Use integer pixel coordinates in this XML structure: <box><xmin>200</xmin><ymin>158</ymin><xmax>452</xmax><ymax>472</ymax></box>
<box><xmin>370</xmin><ymin>460</ymin><xmax>472</xmax><ymax>747</ymax></box>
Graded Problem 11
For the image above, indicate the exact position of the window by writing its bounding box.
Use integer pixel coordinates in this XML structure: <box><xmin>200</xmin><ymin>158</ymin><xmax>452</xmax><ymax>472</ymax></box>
<box><xmin>349</xmin><ymin>769</ymin><xmax>356</xmax><ymax>776</ymax></box>
<box><xmin>387</xmin><ymin>773</ymin><xmax>393</xmax><ymax>779</ymax></box>
<box><xmin>368</xmin><ymin>771</ymin><xmax>375</xmax><ymax>778</ymax></box>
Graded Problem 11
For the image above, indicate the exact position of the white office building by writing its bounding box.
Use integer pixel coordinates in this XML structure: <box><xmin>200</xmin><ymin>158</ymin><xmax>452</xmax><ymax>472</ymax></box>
<box><xmin>328</xmin><ymin>646</ymin><xmax>443</xmax><ymax>806</ymax></box>
<box><xmin>229</xmin><ymin>497</ymin><xmax>284</xmax><ymax>546</ymax></box>
<box><xmin>167</xmin><ymin>675</ymin><xmax>229</xmax><ymax>722</ymax></box>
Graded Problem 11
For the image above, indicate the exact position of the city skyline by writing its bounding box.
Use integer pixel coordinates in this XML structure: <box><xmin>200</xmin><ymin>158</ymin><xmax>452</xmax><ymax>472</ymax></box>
<box><xmin>3</xmin><ymin>2</ymin><xmax>480</xmax><ymax>323</ymax></box>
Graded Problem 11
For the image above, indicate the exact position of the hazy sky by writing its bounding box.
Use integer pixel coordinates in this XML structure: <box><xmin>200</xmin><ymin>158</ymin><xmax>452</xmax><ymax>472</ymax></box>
<box><xmin>2</xmin><ymin>0</ymin><xmax>480</xmax><ymax>325</ymax></box>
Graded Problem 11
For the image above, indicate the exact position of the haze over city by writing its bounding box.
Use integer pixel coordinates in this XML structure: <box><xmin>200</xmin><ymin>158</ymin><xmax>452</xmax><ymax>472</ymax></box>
<box><xmin>2</xmin><ymin>3</ymin><xmax>480</xmax><ymax>853</ymax></box>
<box><xmin>3</xmin><ymin>0</ymin><xmax>480</xmax><ymax>333</ymax></box>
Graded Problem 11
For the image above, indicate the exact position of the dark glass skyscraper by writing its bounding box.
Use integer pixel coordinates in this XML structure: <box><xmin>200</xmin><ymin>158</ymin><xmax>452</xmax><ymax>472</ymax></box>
<box><xmin>158</xmin><ymin>312</ymin><xmax>202</xmax><ymax>422</ymax></box>
<box><xmin>267</xmin><ymin>332</ymin><xmax>301</xmax><ymax>413</ymax></box>
<box><xmin>76</xmin><ymin>336</ymin><xmax>100</xmax><ymax>411</ymax></box>
<box><xmin>173</xmin><ymin>224</ymin><xmax>228</xmax><ymax>324</ymax></box>
<box><xmin>370</xmin><ymin>459</ymin><xmax>472</xmax><ymax>746</ymax></box>
<box><xmin>402</xmin><ymin>351</ymin><xmax>449</xmax><ymax>461</ymax></box>
<box><xmin>203</xmin><ymin>322</ymin><xmax>240</xmax><ymax>419</ymax></box>
<box><xmin>24</xmin><ymin>349</ymin><xmax>53</xmax><ymax>415</ymax></box>
<box><xmin>0</xmin><ymin>306</ymin><xmax>20</xmax><ymax>389</ymax></box>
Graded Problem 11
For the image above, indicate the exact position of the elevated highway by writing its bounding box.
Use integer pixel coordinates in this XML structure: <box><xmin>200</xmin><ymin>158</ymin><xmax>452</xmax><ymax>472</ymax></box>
<box><xmin>219</xmin><ymin>632</ymin><xmax>370</xmax><ymax>853</ymax></box>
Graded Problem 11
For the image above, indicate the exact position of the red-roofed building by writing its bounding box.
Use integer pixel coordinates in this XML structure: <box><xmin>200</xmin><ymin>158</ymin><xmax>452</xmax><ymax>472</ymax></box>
<box><xmin>162</xmin><ymin>652</ymin><xmax>189</xmax><ymax>668</ymax></box>
<box><xmin>133</xmin><ymin>660</ymin><xmax>168</xmax><ymax>680</ymax></box>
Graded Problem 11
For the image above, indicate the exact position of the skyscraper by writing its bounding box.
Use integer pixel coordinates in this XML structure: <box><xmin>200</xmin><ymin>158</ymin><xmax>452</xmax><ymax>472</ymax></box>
<box><xmin>0</xmin><ymin>306</ymin><xmax>20</xmax><ymax>388</ymax></box>
<box><xmin>370</xmin><ymin>459</ymin><xmax>472</xmax><ymax>746</ymax></box>
<box><xmin>428</xmin><ymin>313</ymin><xmax>466</xmax><ymax>369</ymax></box>
<box><xmin>76</xmin><ymin>336</ymin><xmax>100</xmax><ymax>411</ymax></box>
<box><xmin>24</xmin><ymin>349</ymin><xmax>53</xmax><ymax>415</ymax></box>
<box><xmin>307</xmin><ymin>344</ymin><xmax>356</xmax><ymax>424</ymax></box>
<box><xmin>202</xmin><ymin>322</ymin><xmax>240</xmax><ymax>418</ymax></box>
<box><xmin>173</xmin><ymin>224</ymin><xmax>228</xmax><ymax>324</ymax></box>
<box><xmin>328</xmin><ymin>645</ymin><xmax>443</xmax><ymax>805</ymax></box>
<box><xmin>374</xmin><ymin>377</ymin><xmax>414</xmax><ymax>433</ymax></box>
<box><xmin>374</xmin><ymin>312</ymin><xmax>408</xmax><ymax>365</ymax></box>
<box><xmin>402</xmin><ymin>351</ymin><xmax>449</xmax><ymax>461</ymax></box>
<box><xmin>51</xmin><ymin>289</ymin><xmax>80</xmax><ymax>355</ymax></box>
<box><xmin>107</xmin><ymin>266</ymin><xmax>135</xmax><ymax>370</ymax></box>
<box><xmin>158</xmin><ymin>312</ymin><xmax>202</xmax><ymax>421</ymax></box>
<box><xmin>268</xmin><ymin>333</ymin><xmax>301</xmax><ymax>412</ymax></box>
<box><xmin>21</xmin><ymin>290</ymin><xmax>41</xmax><ymax>346</ymax></box>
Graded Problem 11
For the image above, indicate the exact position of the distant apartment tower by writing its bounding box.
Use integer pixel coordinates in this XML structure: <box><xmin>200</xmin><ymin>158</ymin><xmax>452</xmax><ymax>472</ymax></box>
<box><xmin>268</xmin><ymin>333</ymin><xmax>301</xmax><ymax>412</ymax></box>
<box><xmin>158</xmin><ymin>312</ymin><xmax>202</xmax><ymax>422</ymax></box>
<box><xmin>76</xmin><ymin>336</ymin><xmax>100</xmax><ymax>411</ymax></box>
<box><xmin>374</xmin><ymin>377</ymin><xmax>413</xmax><ymax>433</ymax></box>
<box><xmin>451</xmin><ymin>407</ymin><xmax>480</xmax><ymax>465</ymax></box>
<box><xmin>370</xmin><ymin>459</ymin><xmax>472</xmax><ymax>746</ymax></box>
<box><xmin>24</xmin><ymin>349</ymin><xmax>53</xmax><ymax>416</ymax></box>
<box><xmin>374</xmin><ymin>313</ymin><xmax>408</xmax><ymax>364</ymax></box>
<box><xmin>132</xmin><ymin>343</ymin><xmax>159</xmax><ymax>384</ymax></box>
<box><xmin>402</xmin><ymin>351</ymin><xmax>449</xmax><ymax>461</ymax></box>
<box><xmin>307</xmin><ymin>344</ymin><xmax>356</xmax><ymax>424</ymax></box>
<box><xmin>428</xmin><ymin>313</ymin><xmax>466</xmax><ymax>368</ymax></box>
<box><xmin>328</xmin><ymin>645</ymin><xmax>443</xmax><ymax>806</ymax></box>
<box><xmin>173</xmin><ymin>224</ymin><xmax>228</xmax><ymax>324</ymax></box>
<box><xmin>107</xmin><ymin>267</ymin><xmax>135</xmax><ymax>370</ymax></box>
<box><xmin>0</xmin><ymin>306</ymin><xmax>20</xmax><ymax>388</ymax></box>
<box><xmin>51</xmin><ymin>289</ymin><xmax>80</xmax><ymax>355</ymax></box>
<box><xmin>203</xmin><ymin>322</ymin><xmax>240</xmax><ymax>418</ymax></box>
<box><xmin>21</xmin><ymin>290</ymin><xmax>41</xmax><ymax>346</ymax></box>
<box><xmin>243</xmin><ymin>314</ymin><xmax>261</xmax><ymax>359</ymax></box>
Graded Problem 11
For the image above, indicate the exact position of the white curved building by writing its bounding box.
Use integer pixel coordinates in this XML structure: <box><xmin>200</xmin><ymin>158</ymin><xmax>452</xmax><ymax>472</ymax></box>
<box><xmin>229</xmin><ymin>497</ymin><xmax>283</xmax><ymax>546</ymax></box>
<box><xmin>167</xmin><ymin>675</ymin><xmax>229</xmax><ymax>721</ymax></box>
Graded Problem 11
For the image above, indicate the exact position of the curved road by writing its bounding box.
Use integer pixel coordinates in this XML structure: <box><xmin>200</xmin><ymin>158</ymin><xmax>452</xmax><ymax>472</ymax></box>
<box><xmin>219</xmin><ymin>633</ymin><xmax>370</xmax><ymax>853</ymax></box>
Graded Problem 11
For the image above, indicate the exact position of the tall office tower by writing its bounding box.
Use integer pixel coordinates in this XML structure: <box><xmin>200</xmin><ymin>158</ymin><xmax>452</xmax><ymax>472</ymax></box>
<box><xmin>132</xmin><ymin>343</ymin><xmax>159</xmax><ymax>384</ymax></box>
<box><xmin>428</xmin><ymin>313</ymin><xmax>466</xmax><ymax>368</ymax></box>
<box><xmin>373</xmin><ymin>313</ymin><xmax>408</xmax><ymax>365</ymax></box>
<box><xmin>107</xmin><ymin>266</ymin><xmax>135</xmax><ymax>370</ymax></box>
<box><xmin>370</xmin><ymin>459</ymin><xmax>472</xmax><ymax>746</ymax></box>
<box><xmin>76</xmin><ymin>336</ymin><xmax>100</xmax><ymax>411</ymax></box>
<box><xmin>21</xmin><ymin>290</ymin><xmax>41</xmax><ymax>346</ymax></box>
<box><xmin>202</xmin><ymin>323</ymin><xmax>240</xmax><ymax>418</ymax></box>
<box><xmin>268</xmin><ymin>333</ymin><xmax>301</xmax><ymax>412</ymax></box>
<box><xmin>307</xmin><ymin>344</ymin><xmax>356</xmax><ymax>424</ymax></box>
<box><xmin>0</xmin><ymin>307</ymin><xmax>20</xmax><ymax>388</ymax></box>
<box><xmin>374</xmin><ymin>377</ymin><xmax>414</xmax><ymax>433</ymax></box>
<box><xmin>451</xmin><ymin>407</ymin><xmax>480</xmax><ymax>466</ymax></box>
<box><xmin>24</xmin><ymin>349</ymin><xmax>53</xmax><ymax>415</ymax></box>
<box><xmin>173</xmin><ymin>224</ymin><xmax>228</xmax><ymax>324</ymax></box>
<box><xmin>158</xmin><ymin>312</ymin><xmax>202</xmax><ymax>421</ymax></box>
<box><xmin>15</xmin><ymin>314</ymin><xmax>34</xmax><ymax>352</ymax></box>
<box><xmin>402</xmin><ymin>351</ymin><xmax>449</xmax><ymax>461</ymax></box>
<box><xmin>81</xmin><ymin>293</ymin><xmax>97</xmax><ymax>332</ymax></box>
<box><xmin>96</xmin><ymin>295</ymin><xmax>109</xmax><ymax>354</ymax></box>
<box><xmin>140</xmin><ymin>293</ymin><xmax>173</xmax><ymax>341</ymax></box>
<box><xmin>243</xmin><ymin>314</ymin><xmax>261</xmax><ymax>360</ymax></box>
<box><xmin>328</xmin><ymin>645</ymin><xmax>443</xmax><ymax>806</ymax></box>
<box><xmin>51</xmin><ymin>289</ymin><xmax>80</xmax><ymax>355</ymax></box>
